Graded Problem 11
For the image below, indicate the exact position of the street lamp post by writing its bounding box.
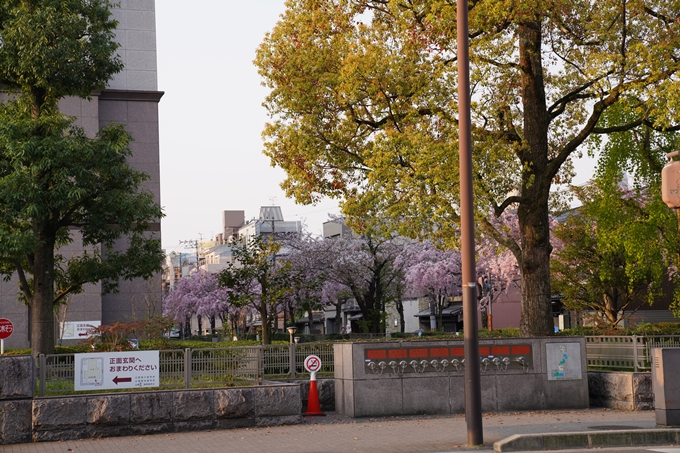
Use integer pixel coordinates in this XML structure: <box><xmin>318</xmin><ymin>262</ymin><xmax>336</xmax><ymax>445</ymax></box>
<box><xmin>287</xmin><ymin>326</ymin><xmax>298</xmax><ymax>378</ymax></box>
<box><xmin>457</xmin><ymin>0</ymin><xmax>484</xmax><ymax>446</ymax></box>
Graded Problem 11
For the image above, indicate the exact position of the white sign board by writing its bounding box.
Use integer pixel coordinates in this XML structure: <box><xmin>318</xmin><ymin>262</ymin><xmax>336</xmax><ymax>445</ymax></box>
<box><xmin>74</xmin><ymin>350</ymin><xmax>159</xmax><ymax>391</ymax></box>
<box><xmin>304</xmin><ymin>355</ymin><xmax>322</xmax><ymax>373</ymax></box>
<box><xmin>546</xmin><ymin>342</ymin><xmax>582</xmax><ymax>381</ymax></box>
<box><xmin>60</xmin><ymin>321</ymin><xmax>101</xmax><ymax>340</ymax></box>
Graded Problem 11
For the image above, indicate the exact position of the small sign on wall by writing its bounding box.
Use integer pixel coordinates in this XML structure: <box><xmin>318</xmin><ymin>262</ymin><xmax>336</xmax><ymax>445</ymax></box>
<box><xmin>60</xmin><ymin>321</ymin><xmax>101</xmax><ymax>340</ymax></box>
<box><xmin>546</xmin><ymin>342</ymin><xmax>582</xmax><ymax>380</ymax></box>
<box><xmin>74</xmin><ymin>350</ymin><xmax>159</xmax><ymax>391</ymax></box>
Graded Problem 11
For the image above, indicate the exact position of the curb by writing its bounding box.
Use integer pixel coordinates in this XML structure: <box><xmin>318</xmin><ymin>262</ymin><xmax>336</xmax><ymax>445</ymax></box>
<box><xmin>493</xmin><ymin>428</ymin><xmax>680</xmax><ymax>452</ymax></box>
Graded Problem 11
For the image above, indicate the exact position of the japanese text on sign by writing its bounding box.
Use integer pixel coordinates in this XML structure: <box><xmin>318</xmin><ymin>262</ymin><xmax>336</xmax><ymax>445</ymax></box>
<box><xmin>74</xmin><ymin>350</ymin><xmax>159</xmax><ymax>391</ymax></box>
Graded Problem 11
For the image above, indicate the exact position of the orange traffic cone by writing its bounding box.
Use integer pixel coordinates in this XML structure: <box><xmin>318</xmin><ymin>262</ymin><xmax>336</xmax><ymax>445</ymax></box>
<box><xmin>304</xmin><ymin>373</ymin><xmax>325</xmax><ymax>416</ymax></box>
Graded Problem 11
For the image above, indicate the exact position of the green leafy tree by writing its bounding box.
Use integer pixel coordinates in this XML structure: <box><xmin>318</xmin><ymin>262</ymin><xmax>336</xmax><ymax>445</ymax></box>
<box><xmin>0</xmin><ymin>0</ymin><xmax>164</xmax><ymax>356</ymax></box>
<box><xmin>218</xmin><ymin>236</ymin><xmax>292</xmax><ymax>344</ymax></box>
<box><xmin>552</xmin><ymin>177</ymin><xmax>679</xmax><ymax>327</ymax></box>
<box><xmin>553</xmin><ymin>101</ymin><xmax>680</xmax><ymax>325</ymax></box>
<box><xmin>255</xmin><ymin>0</ymin><xmax>680</xmax><ymax>336</ymax></box>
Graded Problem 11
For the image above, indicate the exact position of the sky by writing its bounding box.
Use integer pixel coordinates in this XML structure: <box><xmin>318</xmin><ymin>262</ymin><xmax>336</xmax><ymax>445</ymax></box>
<box><xmin>154</xmin><ymin>1</ymin><xmax>596</xmax><ymax>255</ymax></box>
<box><xmin>155</xmin><ymin>1</ymin><xmax>341</xmax><ymax>254</ymax></box>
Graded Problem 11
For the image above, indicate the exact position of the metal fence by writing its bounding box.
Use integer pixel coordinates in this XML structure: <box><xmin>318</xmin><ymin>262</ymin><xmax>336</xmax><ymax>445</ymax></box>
<box><xmin>585</xmin><ymin>335</ymin><xmax>680</xmax><ymax>372</ymax></box>
<box><xmin>38</xmin><ymin>343</ymin><xmax>334</xmax><ymax>396</ymax></box>
<box><xmin>38</xmin><ymin>335</ymin><xmax>680</xmax><ymax>395</ymax></box>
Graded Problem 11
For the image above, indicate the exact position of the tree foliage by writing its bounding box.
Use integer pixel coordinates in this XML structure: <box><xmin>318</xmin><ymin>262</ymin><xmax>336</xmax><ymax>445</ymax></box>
<box><xmin>256</xmin><ymin>0</ymin><xmax>680</xmax><ymax>336</ymax></box>
<box><xmin>396</xmin><ymin>240</ymin><xmax>461</xmax><ymax>330</ymax></box>
<box><xmin>0</xmin><ymin>0</ymin><xmax>164</xmax><ymax>356</ymax></box>
<box><xmin>218</xmin><ymin>236</ymin><xmax>292</xmax><ymax>344</ymax></box>
<box><xmin>163</xmin><ymin>270</ymin><xmax>232</xmax><ymax>327</ymax></box>
<box><xmin>552</xmin><ymin>177</ymin><xmax>679</xmax><ymax>327</ymax></box>
<box><xmin>553</xmin><ymin>102</ymin><xmax>680</xmax><ymax>326</ymax></box>
<box><xmin>287</xmin><ymin>229</ymin><xmax>405</xmax><ymax>333</ymax></box>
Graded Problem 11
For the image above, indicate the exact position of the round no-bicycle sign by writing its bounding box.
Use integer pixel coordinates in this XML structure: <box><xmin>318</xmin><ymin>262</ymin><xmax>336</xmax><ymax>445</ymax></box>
<box><xmin>304</xmin><ymin>355</ymin><xmax>322</xmax><ymax>373</ymax></box>
<box><xmin>0</xmin><ymin>318</ymin><xmax>13</xmax><ymax>340</ymax></box>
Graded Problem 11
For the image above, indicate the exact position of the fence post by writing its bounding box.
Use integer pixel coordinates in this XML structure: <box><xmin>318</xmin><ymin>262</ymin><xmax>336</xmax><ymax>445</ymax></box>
<box><xmin>184</xmin><ymin>348</ymin><xmax>191</xmax><ymax>390</ymax></box>
<box><xmin>259</xmin><ymin>346</ymin><xmax>265</xmax><ymax>383</ymax></box>
<box><xmin>39</xmin><ymin>354</ymin><xmax>46</xmax><ymax>397</ymax></box>
<box><xmin>290</xmin><ymin>343</ymin><xmax>296</xmax><ymax>379</ymax></box>
<box><xmin>632</xmin><ymin>335</ymin><xmax>639</xmax><ymax>372</ymax></box>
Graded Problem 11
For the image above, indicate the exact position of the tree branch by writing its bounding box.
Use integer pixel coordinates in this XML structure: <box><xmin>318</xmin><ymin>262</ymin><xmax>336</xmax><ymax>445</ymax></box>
<box><xmin>479</xmin><ymin>217</ymin><xmax>523</xmax><ymax>266</ymax></box>
<box><xmin>547</xmin><ymin>72</ymin><xmax>611</xmax><ymax>120</ymax></box>
<box><xmin>493</xmin><ymin>196</ymin><xmax>526</xmax><ymax>217</ymax></box>
<box><xmin>14</xmin><ymin>260</ymin><xmax>33</xmax><ymax>302</ymax></box>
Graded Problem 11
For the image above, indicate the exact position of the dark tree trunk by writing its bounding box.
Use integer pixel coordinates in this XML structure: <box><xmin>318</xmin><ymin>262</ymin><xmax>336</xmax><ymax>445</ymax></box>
<box><xmin>604</xmin><ymin>291</ymin><xmax>620</xmax><ymax>326</ymax></box>
<box><xmin>29</xmin><ymin>225</ymin><xmax>57</xmax><ymax>357</ymax></box>
<box><xmin>395</xmin><ymin>298</ymin><xmax>405</xmax><ymax>333</ymax></box>
<box><xmin>334</xmin><ymin>299</ymin><xmax>344</xmax><ymax>333</ymax></box>
<box><xmin>259</xmin><ymin>305</ymin><xmax>270</xmax><ymax>344</ymax></box>
<box><xmin>518</xmin><ymin>20</ymin><xmax>554</xmax><ymax>337</ymax></box>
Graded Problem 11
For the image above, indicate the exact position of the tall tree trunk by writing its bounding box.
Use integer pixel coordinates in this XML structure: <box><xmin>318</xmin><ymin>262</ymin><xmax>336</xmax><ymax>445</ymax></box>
<box><xmin>518</xmin><ymin>20</ymin><xmax>554</xmax><ymax>337</ymax></box>
<box><xmin>259</xmin><ymin>305</ymin><xmax>270</xmax><ymax>345</ymax></box>
<box><xmin>604</xmin><ymin>291</ymin><xmax>619</xmax><ymax>326</ymax></box>
<box><xmin>395</xmin><ymin>298</ymin><xmax>405</xmax><ymax>333</ymax></box>
<box><xmin>334</xmin><ymin>299</ymin><xmax>344</xmax><ymax>333</ymax></box>
<box><xmin>428</xmin><ymin>295</ymin><xmax>437</xmax><ymax>330</ymax></box>
<box><xmin>30</xmin><ymin>227</ymin><xmax>57</xmax><ymax>357</ymax></box>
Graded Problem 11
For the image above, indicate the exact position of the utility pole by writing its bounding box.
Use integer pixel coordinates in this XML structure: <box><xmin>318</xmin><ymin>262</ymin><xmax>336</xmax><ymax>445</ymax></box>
<box><xmin>179</xmin><ymin>239</ymin><xmax>199</xmax><ymax>272</ymax></box>
<box><xmin>457</xmin><ymin>0</ymin><xmax>483</xmax><ymax>445</ymax></box>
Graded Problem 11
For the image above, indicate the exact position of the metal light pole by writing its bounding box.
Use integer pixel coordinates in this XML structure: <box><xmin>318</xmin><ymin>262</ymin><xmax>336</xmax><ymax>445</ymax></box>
<box><xmin>457</xmin><ymin>0</ymin><xmax>484</xmax><ymax>445</ymax></box>
<box><xmin>287</xmin><ymin>326</ymin><xmax>298</xmax><ymax>378</ymax></box>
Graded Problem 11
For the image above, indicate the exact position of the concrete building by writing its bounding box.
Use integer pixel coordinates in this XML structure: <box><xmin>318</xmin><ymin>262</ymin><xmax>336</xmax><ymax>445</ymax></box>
<box><xmin>322</xmin><ymin>220</ymin><xmax>353</xmax><ymax>239</ymax></box>
<box><xmin>238</xmin><ymin>206</ymin><xmax>302</xmax><ymax>243</ymax></box>
<box><xmin>214</xmin><ymin>210</ymin><xmax>246</xmax><ymax>245</ymax></box>
<box><xmin>0</xmin><ymin>2</ymin><xmax>163</xmax><ymax>349</ymax></box>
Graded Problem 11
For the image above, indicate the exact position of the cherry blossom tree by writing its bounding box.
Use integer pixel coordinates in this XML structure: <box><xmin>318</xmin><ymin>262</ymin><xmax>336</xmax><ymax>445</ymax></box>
<box><xmin>396</xmin><ymin>240</ymin><xmax>462</xmax><ymax>331</ymax></box>
<box><xmin>286</xmin><ymin>226</ymin><xmax>405</xmax><ymax>333</ymax></box>
<box><xmin>320</xmin><ymin>280</ymin><xmax>354</xmax><ymax>333</ymax></box>
<box><xmin>162</xmin><ymin>269</ymin><xmax>231</xmax><ymax>337</ymax></box>
<box><xmin>475</xmin><ymin>212</ymin><xmax>522</xmax><ymax>311</ymax></box>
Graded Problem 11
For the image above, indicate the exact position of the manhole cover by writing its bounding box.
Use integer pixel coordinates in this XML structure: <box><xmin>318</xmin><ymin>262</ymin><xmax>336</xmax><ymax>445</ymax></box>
<box><xmin>587</xmin><ymin>425</ymin><xmax>642</xmax><ymax>430</ymax></box>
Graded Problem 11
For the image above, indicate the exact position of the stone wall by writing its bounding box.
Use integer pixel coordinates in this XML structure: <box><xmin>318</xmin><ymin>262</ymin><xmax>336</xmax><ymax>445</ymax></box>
<box><xmin>335</xmin><ymin>338</ymin><xmax>591</xmax><ymax>417</ymax></box>
<box><xmin>31</xmin><ymin>385</ymin><xmax>301</xmax><ymax>442</ymax></box>
<box><xmin>0</xmin><ymin>354</ymin><xmax>304</xmax><ymax>446</ymax></box>
<box><xmin>589</xmin><ymin>371</ymin><xmax>653</xmax><ymax>411</ymax></box>
<box><xmin>0</xmin><ymin>356</ymin><xmax>34</xmax><ymax>444</ymax></box>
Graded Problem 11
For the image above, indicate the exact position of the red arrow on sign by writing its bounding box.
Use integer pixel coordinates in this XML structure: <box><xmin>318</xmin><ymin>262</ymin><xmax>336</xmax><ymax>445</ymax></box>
<box><xmin>112</xmin><ymin>376</ymin><xmax>132</xmax><ymax>385</ymax></box>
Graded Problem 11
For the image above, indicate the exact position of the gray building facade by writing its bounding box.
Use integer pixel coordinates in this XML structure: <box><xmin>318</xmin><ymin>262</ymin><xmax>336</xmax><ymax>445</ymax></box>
<box><xmin>0</xmin><ymin>1</ymin><xmax>163</xmax><ymax>349</ymax></box>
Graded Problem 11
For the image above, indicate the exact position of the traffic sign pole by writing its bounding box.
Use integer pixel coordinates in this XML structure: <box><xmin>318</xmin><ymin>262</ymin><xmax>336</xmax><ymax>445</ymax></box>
<box><xmin>0</xmin><ymin>318</ymin><xmax>15</xmax><ymax>354</ymax></box>
<box><xmin>303</xmin><ymin>355</ymin><xmax>325</xmax><ymax>417</ymax></box>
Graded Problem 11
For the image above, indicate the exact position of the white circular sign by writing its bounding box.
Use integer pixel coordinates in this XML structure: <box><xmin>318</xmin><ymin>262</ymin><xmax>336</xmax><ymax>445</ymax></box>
<box><xmin>304</xmin><ymin>354</ymin><xmax>322</xmax><ymax>373</ymax></box>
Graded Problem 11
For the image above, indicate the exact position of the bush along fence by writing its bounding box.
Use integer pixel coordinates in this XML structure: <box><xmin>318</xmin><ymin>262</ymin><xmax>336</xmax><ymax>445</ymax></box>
<box><xmin>38</xmin><ymin>343</ymin><xmax>334</xmax><ymax>397</ymax></box>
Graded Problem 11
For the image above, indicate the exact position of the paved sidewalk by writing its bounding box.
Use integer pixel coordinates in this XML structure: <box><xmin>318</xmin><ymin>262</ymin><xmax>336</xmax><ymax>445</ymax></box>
<box><xmin>0</xmin><ymin>408</ymin><xmax>664</xmax><ymax>453</ymax></box>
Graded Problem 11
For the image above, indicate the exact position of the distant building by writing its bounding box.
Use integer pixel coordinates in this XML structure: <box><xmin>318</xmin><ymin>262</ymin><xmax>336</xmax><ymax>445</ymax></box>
<box><xmin>322</xmin><ymin>220</ymin><xmax>353</xmax><ymax>239</ymax></box>
<box><xmin>214</xmin><ymin>210</ymin><xmax>245</xmax><ymax>245</ymax></box>
<box><xmin>238</xmin><ymin>206</ymin><xmax>302</xmax><ymax>243</ymax></box>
